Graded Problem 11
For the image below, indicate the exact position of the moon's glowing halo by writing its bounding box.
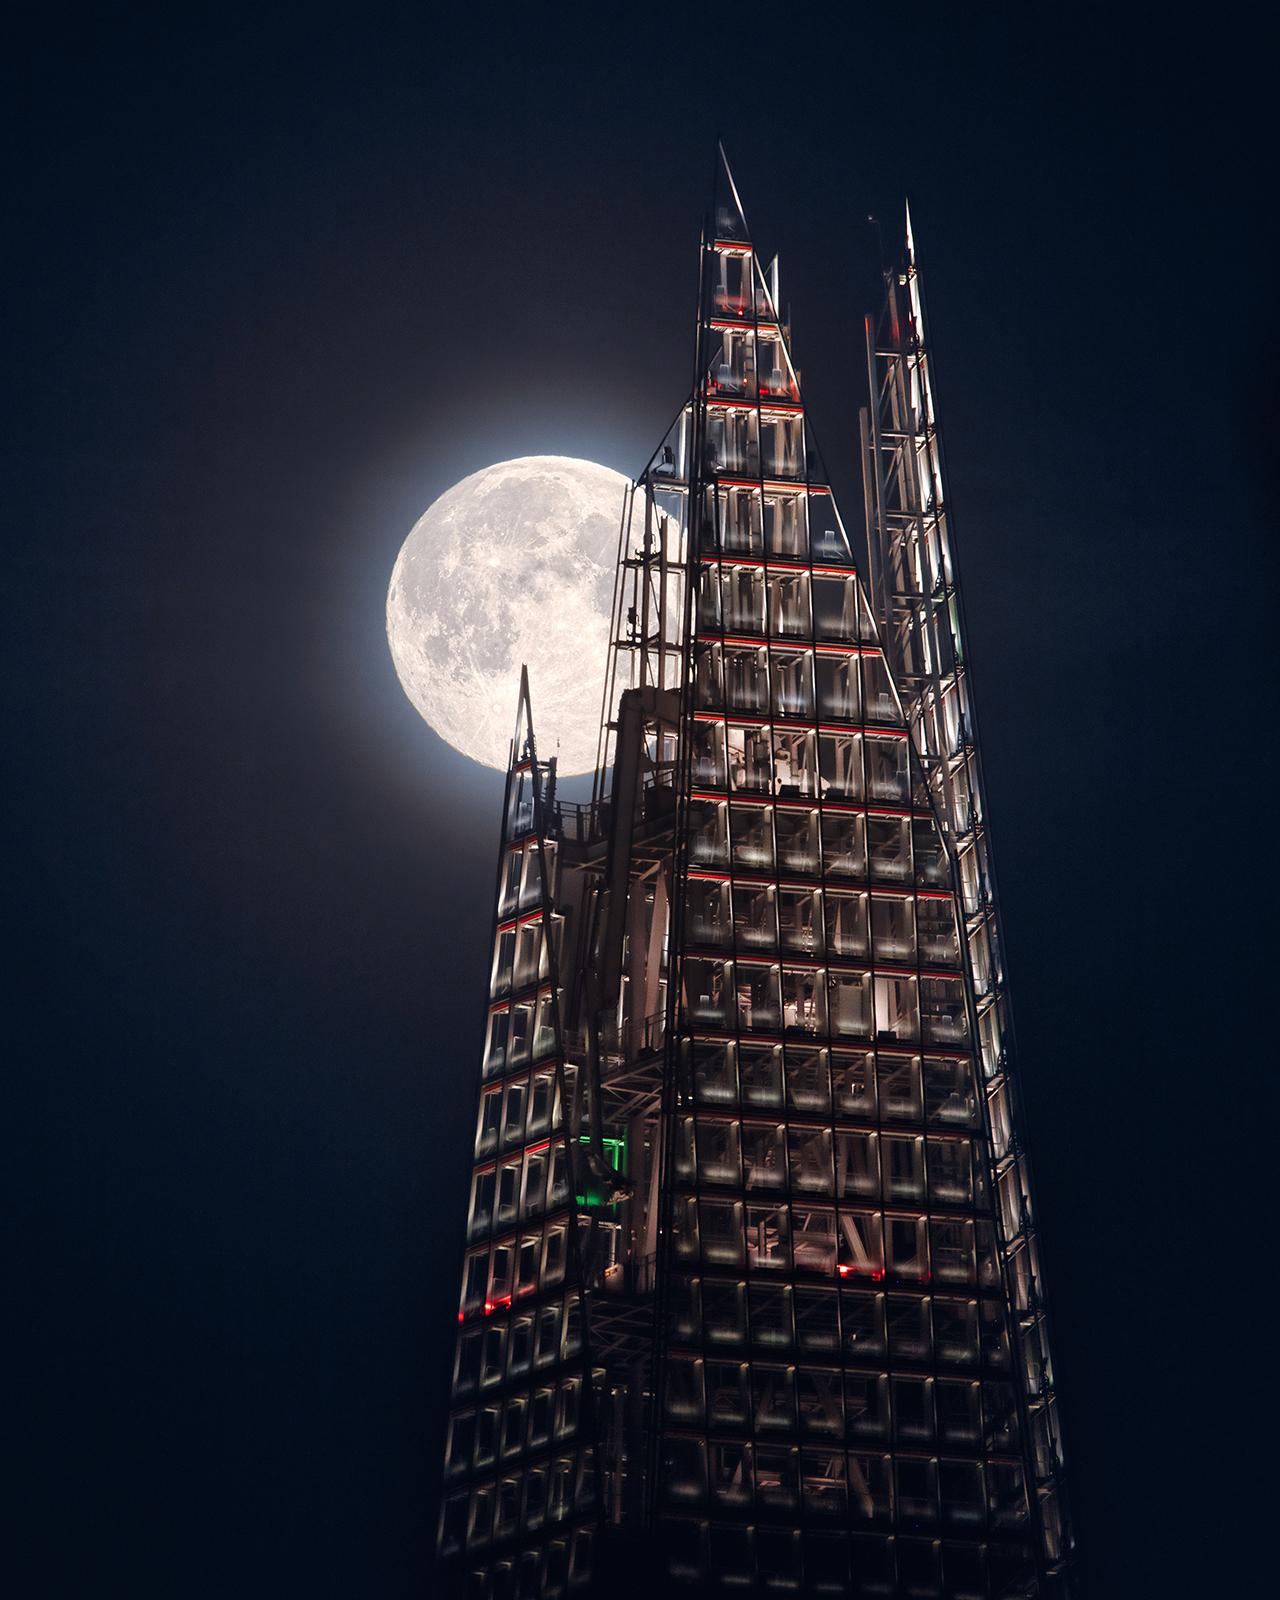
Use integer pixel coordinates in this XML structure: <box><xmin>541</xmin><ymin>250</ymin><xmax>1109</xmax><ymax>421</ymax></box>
<box><xmin>386</xmin><ymin>456</ymin><xmax>630</xmax><ymax>775</ymax></box>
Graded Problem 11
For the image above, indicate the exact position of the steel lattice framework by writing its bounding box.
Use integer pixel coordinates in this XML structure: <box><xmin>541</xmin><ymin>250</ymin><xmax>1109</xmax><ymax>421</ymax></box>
<box><xmin>435</xmin><ymin>152</ymin><xmax>1073</xmax><ymax>1600</ymax></box>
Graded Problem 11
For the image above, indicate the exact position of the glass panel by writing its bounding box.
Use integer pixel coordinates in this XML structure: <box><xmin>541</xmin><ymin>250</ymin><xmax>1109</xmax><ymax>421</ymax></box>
<box><xmin>773</xmin><ymin>729</ymin><xmax>817</xmax><ymax>797</ymax></box>
<box><xmin>730</xmin><ymin>802</ymin><xmax>774</xmax><ymax>869</ymax></box>
<box><xmin>728</xmin><ymin>724</ymin><xmax>773</xmax><ymax>793</ymax></box>
<box><xmin>871</xmin><ymin>894</ymin><xmax>915</xmax><ymax>961</ymax></box>
<box><xmin>868</xmin><ymin>814</ymin><xmax>911</xmax><ymax>882</ymax></box>
<box><xmin>723</xmin><ymin>644</ymin><xmax>768</xmax><ymax>712</ymax></box>
<box><xmin>733</xmin><ymin>881</ymin><xmax>777</xmax><ymax>953</ymax></box>
<box><xmin>861</xmin><ymin>653</ymin><xmax>898</xmax><ymax>723</ymax></box>
<box><xmin>736</xmin><ymin>962</ymin><xmax>781</xmax><ymax>1031</ymax></box>
<box><xmin>746</xmin><ymin>1204</ymin><xmax>791</xmax><ymax>1270</ymax></box>
<box><xmin>844</xmin><ymin>1372</ymin><xmax>889</xmax><ymax>1440</ymax></box>
<box><xmin>689</xmin><ymin>798</ymin><xmax>729</xmax><ymax>865</ymax></box>
<box><xmin>792</xmin><ymin>1207</ymin><xmax>838</xmax><ymax>1272</ymax></box>
<box><xmin>871</xmin><ymin>1065</ymin><xmax>920</xmax><ymax>1137</ymax></box>
<box><xmin>835</xmin><ymin>1130</ymin><xmax>879</xmax><ymax>1199</ymax></box>
<box><xmin>819</xmin><ymin>733</ymin><xmax>862</xmax><ymax>800</ymax></box>
<box><xmin>771</xmin><ymin>648</ymin><xmax>813</xmax><ymax>717</ymax></box>
<box><xmin>822</xmin><ymin>811</ymin><xmax>867</xmax><ymax>878</ymax></box>
<box><xmin>739</xmin><ymin>1043</ymin><xmax>783</xmax><ymax>1107</ymax></box>
<box><xmin>875</xmin><ymin>974</ymin><xmax>919</xmax><ymax>1041</ymax></box>
<box><xmin>782</xmin><ymin>966</ymin><xmax>826</xmax><ymax>1035</ymax></box>
<box><xmin>687</xmin><ymin>877</ymin><xmax>732</xmax><ymax>947</ymax></box>
<box><xmin>742</xmin><ymin>1122</ymin><xmax>787</xmax><ymax>1189</ymax></box>
<box><xmin>785</xmin><ymin>1045</ymin><xmax>830</xmax><ymax>1112</ymax></box>
<box><xmin>815</xmin><ymin>652</ymin><xmax>861</xmax><ymax>720</ymax></box>
<box><xmin>776</xmin><ymin>807</ymin><xmax>820</xmax><ymax>872</ymax></box>
<box><xmin>829</xmin><ymin>971</ymin><xmax>872</xmax><ymax>1039</ymax></box>
<box><xmin>832</xmin><ymin>1050</ymin><xmax>876</xmax><ymax>1117</ymax></box>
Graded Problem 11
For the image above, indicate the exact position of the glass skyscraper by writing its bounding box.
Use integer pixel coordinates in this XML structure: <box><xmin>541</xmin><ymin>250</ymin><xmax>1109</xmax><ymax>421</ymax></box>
<box><xmin>435</xmin><ymin>152</ymin><xmax>1072</xmax><ymax>1600</ymax></box>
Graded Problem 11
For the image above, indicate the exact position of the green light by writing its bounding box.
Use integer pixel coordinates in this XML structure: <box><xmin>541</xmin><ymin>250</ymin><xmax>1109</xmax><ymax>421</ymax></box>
<box><xmin>575</xmin><ymin>1135</ymin><xmax>626</xmax><ymax>1207</ymax></box>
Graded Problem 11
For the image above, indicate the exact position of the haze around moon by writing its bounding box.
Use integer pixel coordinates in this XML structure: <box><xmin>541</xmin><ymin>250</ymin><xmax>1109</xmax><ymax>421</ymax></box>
<box><xmin>386</xmin><ymin>456</ymin><xmax>628</xmax><ymax>775</ymax></box>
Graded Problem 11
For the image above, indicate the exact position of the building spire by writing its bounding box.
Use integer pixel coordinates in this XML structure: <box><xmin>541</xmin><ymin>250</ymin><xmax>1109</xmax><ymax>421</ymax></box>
<box><xmin>713</xmin><ymin>140</ymin><xmax>750</xmax><ymax>243</ymax></box>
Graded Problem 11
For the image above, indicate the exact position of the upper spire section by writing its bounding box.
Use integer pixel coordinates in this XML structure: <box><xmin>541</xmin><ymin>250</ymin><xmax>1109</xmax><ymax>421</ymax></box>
<box><xmin>692</xmin><ymin>148</ymin><xmax>857</xmax><ymax>561</ymax></box>
<box><xmin>712</xmin><ymin>141</ymin><xmax>751</xmax><ymax>245</ymax></box>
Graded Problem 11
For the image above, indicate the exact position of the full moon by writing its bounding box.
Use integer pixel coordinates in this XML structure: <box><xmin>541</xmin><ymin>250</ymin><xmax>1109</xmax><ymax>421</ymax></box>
<box><xmin>386</xmin><ymin>456</ymin><xmax>629</xmax><ymax>774</ymax></box>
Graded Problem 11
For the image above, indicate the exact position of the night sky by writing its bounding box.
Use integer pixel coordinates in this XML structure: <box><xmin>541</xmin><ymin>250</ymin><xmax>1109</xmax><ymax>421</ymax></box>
<box><xmin>9</xmin><ymin>6</ymin><xmax>1272</xmax><ymax>1597</ymax></box>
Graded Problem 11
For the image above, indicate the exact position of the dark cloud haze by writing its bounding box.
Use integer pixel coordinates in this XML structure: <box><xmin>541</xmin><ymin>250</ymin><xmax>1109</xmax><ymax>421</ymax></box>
<box><xmin>7</xmin><ymin>6</ymin><xmax>1272</xmax><ymax>1597</ymax></box>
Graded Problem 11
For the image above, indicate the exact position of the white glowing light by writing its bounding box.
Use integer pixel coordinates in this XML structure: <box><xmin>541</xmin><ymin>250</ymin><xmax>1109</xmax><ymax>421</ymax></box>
<box><xmin>386</xmin><ymin>456</ymin><xmax>629</xmax><ymax>774</ymax></box>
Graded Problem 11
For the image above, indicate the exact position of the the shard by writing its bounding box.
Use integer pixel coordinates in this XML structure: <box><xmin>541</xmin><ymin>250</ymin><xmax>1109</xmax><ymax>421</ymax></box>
<box><xmin>435</xmin><ymin>152</ymin><xmax>1073</xmax><ymax>1599</ymax></box>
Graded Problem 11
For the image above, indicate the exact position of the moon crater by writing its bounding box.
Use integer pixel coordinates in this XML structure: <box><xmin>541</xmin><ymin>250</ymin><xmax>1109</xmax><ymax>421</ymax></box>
<box><xmin>386</xmin><ymin>455</ymin><xmax>629</xmax><ymax>774</ymax></box>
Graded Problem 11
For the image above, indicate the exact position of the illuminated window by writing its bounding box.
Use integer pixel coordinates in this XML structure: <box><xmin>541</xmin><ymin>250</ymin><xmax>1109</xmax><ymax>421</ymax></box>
<box><xmin>778</xmin><ymin>888</ymin><xmax>821</xmax><ymax>956</ymax></box>
<box><xmin>792</xmin><ymin>1207</ymin><xmax>838</xmax><ymax>1273</ymax></box>
<box><xmin>746</xmin><ymin>1204</ymin><xmax>790</xmax><ymax>1270</ymax></box>
<box><xmin>689</xmin><ymin>798</ymin><xmax>729</xmax><ymax>866</ymax></box>
<box><xmin>875</xmin><ymin>973</ymin><xmax>919</xmax><ymax>1041</ymax></box>
<box><xmin>687</xmin><ymin>877</ymin><xmax>732</xmax><ymax>949</ymax></box>
<box><xmin>782</xmin><ymin>966</ymin><xmax>825</xmax><ymax>1035</ymax></box>
<box><xmin>815</xmin><ymin>653</ymin><xmax>860</xmax><ymax>720</ymax></box>
<box><xmin>699</xmin><ymin>1198</ymin><xmax>745</xmax><ymax>1266</ymax></box>
<box><xmin>832</xmin><ymin>1050</ymin><xmax>876</xmax><ymax>1117</ymax></box>
<box><xmin>702</xmin><ymin>1279</ymin><xmax>746</xmax><ymax>1345</ymax></box>
<box><xmin>921</xmin><ymin>975</ymin><xmax>968</xmax><ymax>1044</ymax></box>
<box><xmin>924</xmin><ymin>1056</ymin><xmax>977</xmax><ymax>1128</ymax></box>
<box><xmin>933</xmin><ymin>1299</ymin><xmax>978</xmax><ymax>1367</ymax></box>
<box><xmin>845</xmin><ymin>1372</ymin><xmax>889</xmax><ymax>1441</ymax></box>
<box><xmin>691</xmin><ymin>721</ymin><xmax>726</xmax><ymax>788</ymax></box>
<box><xmin>886</xmin><ymin>1214</ymin><xmax>927</xmax><ymax>1279</ymax></box>
<box><xmin>664</xmin><ymin>1356</ymin><xmax>705</xmax><ymax>1422</ymax></box>
<box><xmin>444</xmin><ymin>1411</ymin><xmax>475</xmax><ymax>1477</ymax></box>
<box><xmin>883</xmin><ymin>1135</ymin><xmax>925</xmax><ymax>1202</ymax></box>
<box><xmin>848</xmin><ymin>1452</ymin><xmax>892</xmax><ymax>1524</ymax></box>
<box><xmin>706</xmin><ymin>1359</ymin><xmax>749</xmax><ymax>1426</ymax></box>
<box><xmin>868</xmin><ymin>814</ymin><xmax>911</xmax><ymax>882</ymax></box>
<box><xmin>768</xmin><ymin>571</ymin><xmax>809</xmax><ymax>636</ymax></box>
<box><xmin>771</xmin><ymin>648</ymin><xmax>813</xmax><ymax>717</ymax></box>
<box><xmin>785</xmin><ymin>1045</ymin><xmax>830</xmax><ymax>1112</ymax></box>
<box><xmin>742</xmin><ymin>1122</ymin><xmax>786</xmax><ymax>1189</ymax></box>
<box><xmin>835</xmin><ymin>1131</ymin><xmax>878</xmax><ymax>1199</ymax></box>
<box><xmin>829</xmin><ymin>970</ymin><xmax>872</xmax><ymax>1038</ymax></box>
<box><xmin>734</xmin><ymin>882</ymin><xmax>777</xmax><ymax>952</ymax></box>
<box><xmin>802</xmin><ymin>1447</ymin><xmax>847</xmax><ymax>1516</ymax></box>
<box><xmin>776</xmin><ymin>806</ymin><xmax>820</xmax><ymax>872</ymax></box>
<box><xmin>871</xmin><ymin>894</ymin><xmax>915</xmax><ymax>961</ymax></box>
<box><xmin>692</xmin><ymin>1041</ymin><xmax>737</xmax><ymax>1105</ymax></box>
<box><xmin>888</xmin><ymin>1294</ymin><xmax>931</xmax><ymax>1360</ymax></box>
<box><xmin>861</xmin><ymin>653</ymin><xmax>897</xmax><ymax>723</ymax></box>
<box><xmin>918</xmin><ymin>895</ymin><xmax>960</xmax><ymax>964</ymax></box>
<box><xmin>774</xmin><ymin>728</ymin><xmax>816</xmax><ymax>797</ymax></box>
<box><xmin>936</xmin><ymin>1378</ymin><xmax>981</xmax><ymax>1445</ymax></box>
<box><xmin>797</xmin><ymin>1368</ymin><xmax>844</xmax><ymax>1436</ymax></box>
<box><xmin>730</xmin><ymin>802</ymin><xmax>774</xmax><ymax>869</ymax></box>
<box><xmin>739</xmin><ymin>1042</ymin><xmax>783</xmax><ymax>1107</ymax></box>
<box><xmin>825</xmin><ymin>889</ymin><xmax>869</xmax><ymax>958</ymax></box>
<box><xmin>788</xmin><ymin>1130</ymin><xmax>833</xmax><ymax>1196</ymax></box>
<box><xmin>821</xmin><ymin>810</ymin><xmax>866</xmax><ymax>878</ymax></box>
<box><xmin>724</xmin><ymin>645</ymin><xmax>767</xmax><ymax>713</ymax></box>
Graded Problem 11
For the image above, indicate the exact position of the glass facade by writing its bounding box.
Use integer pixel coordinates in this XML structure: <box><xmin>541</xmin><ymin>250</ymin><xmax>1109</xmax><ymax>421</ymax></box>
<box><xmin>436</xmin><ymin>156</ymin><xmax>1071</xmax><ymax>1599</ymax></box>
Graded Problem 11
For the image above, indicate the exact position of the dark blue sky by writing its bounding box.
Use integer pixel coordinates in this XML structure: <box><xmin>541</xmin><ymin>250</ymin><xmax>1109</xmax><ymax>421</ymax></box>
<box><xmin>8</xmin><ymin>5</ymin><xmax>1272</xmax><ymax>1596</ymax></box>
